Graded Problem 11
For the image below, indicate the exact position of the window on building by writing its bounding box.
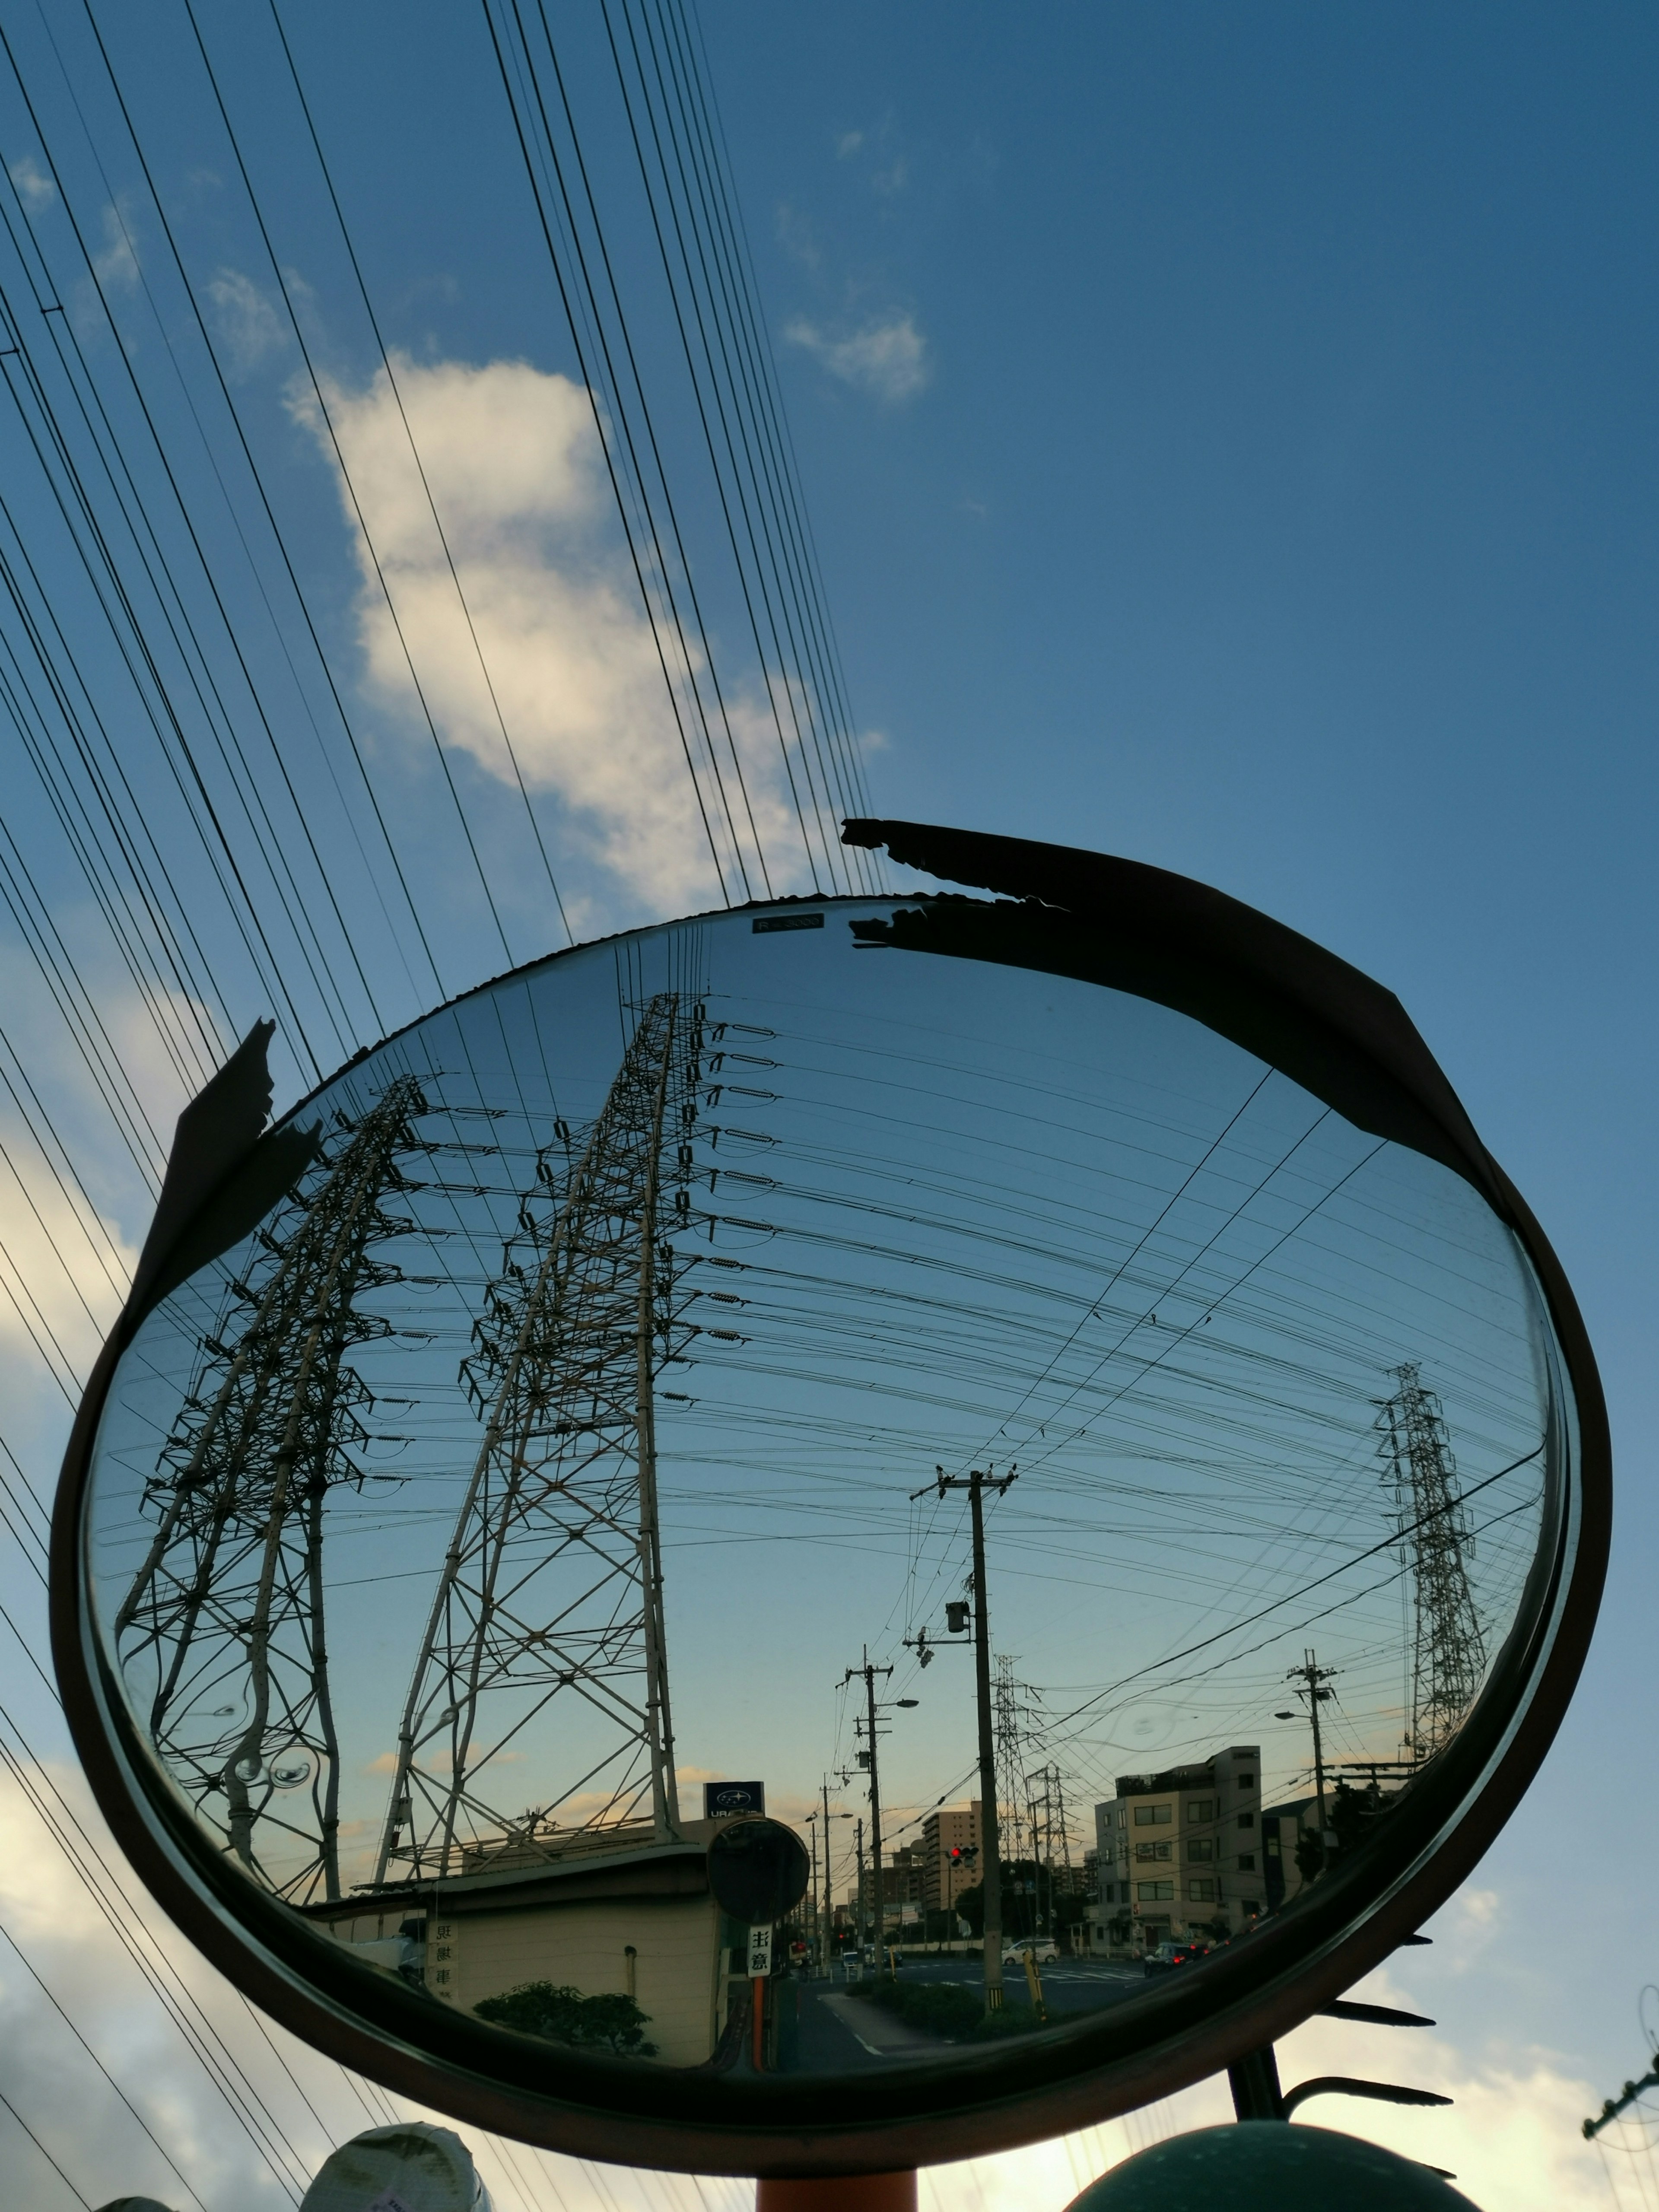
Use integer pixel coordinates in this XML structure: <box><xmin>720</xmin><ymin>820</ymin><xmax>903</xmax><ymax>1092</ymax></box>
<box><xmin>1135</xmin><ymin>1840</ymin><xmax>1172</xmax><ymax>1862</ymax></box>
<box><xmin>1134</xmin><ymin>1803</ymin><xmax>1173</xmax><ymax>1826</ymax></box>
<box><xmin>1237</xmin><ymin>1773</ymin><xmax>1255</xmax><ymax>1788</ymax></box>
<box><xmin>1237</xmin><ymin>1855</ymin><xmax>1256</xmax><ymax>1872</ymax></box>
<box><xmin>1185</xmin><ymin>1799</ymin><xmax>1216</xmax><ymax>1822</ymax></box>
<box><xmin>1187</xmin><ymin>1837</ymin><xmax>1214</xmax><ymax>1862</ymax></box>
<box><xmin>1137</xmin><ymin>1880</ymin><xmax>1174</xmax><ymax>1902</ymax></box>
<box><xmin>1265</xmin><ymin>1834</ymin><xmax>1280</xmax><ymax>1857</ymax></box>
<box><xmin>1186</xmin><ymin>1878</ymin><xmax>1216</xmax><ymax>1903</ymax></box>
<box><xmin>1237</xmin><ymin>1811</ymin><xmax>1255</xmax><ymax>1828</ymax></box>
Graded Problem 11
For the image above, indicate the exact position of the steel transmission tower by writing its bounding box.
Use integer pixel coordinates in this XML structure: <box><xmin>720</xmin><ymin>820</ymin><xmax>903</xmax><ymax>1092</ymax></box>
<box><xmin>375</xmin><ymin>992</ymin><xmax>703</xmax><ymax>1884</ymax></box>
<box><xmin>1377</xmin><ymin>1363</ymin><xmax>1486</xmax><ymax>1763</ymax></box>
<box><xmin>114</xmin><ymin>1076</ymin><xmax>426</xmax><ymax>1903</ymax></box>
<box><xmin>993</xmin><ymin>1654</ymin><xmax>1031</xmax><ymax>1870</ymax></box>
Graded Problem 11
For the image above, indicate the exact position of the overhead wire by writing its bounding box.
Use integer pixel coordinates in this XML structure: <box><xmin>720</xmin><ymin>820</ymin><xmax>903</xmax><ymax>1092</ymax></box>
<box><xmin>72</xmin><ymin>0</ymin><xmax>449</xmax><ymax>1011</ymax></box>
<box><xmin>266</xmin><ymin>0</ymin><xmax>574</xmax><ymax>951</ymax></box>
<box><xmin>180</xmin><ymin>0</ymin><xmax>517</xmax><ymax>975</ymax></box>
<box><xmin>595</xmin><ymin>0</ymin><xmax>840</xmax><ymax>893</ymax></box>
<box><xmin>618</xmin><ymin>0</ymin><xmax>878</xmax><ymax>881</ymax></box>
<box><xmin>483</xmin><ymin>0</ymin><xmax>750</xmax><ymax>902</ymax></box>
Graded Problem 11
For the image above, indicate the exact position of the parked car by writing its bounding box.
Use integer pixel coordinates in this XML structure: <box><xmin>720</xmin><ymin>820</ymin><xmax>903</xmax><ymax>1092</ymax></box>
<box><xmin>1003</xmin><ymin>1939</ymin><xmax>1060</xmax><ymax>1967</ymax></box>
<box><xmin>1142</xmin><ymin>1939</ymin><xmax>1210</xmax><ymax>1977</ymax></box>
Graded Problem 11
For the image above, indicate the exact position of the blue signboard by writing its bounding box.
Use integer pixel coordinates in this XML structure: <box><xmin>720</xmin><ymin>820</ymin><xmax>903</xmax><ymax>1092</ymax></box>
<box><xmin>704</xmin><ymin>1780</ymin><xmax>765</xmax><ymax>1819</ymax></box>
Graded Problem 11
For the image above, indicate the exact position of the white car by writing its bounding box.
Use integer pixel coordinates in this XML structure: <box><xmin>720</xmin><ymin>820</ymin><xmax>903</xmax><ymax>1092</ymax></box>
<box><xmin>1002</xmin><ymin>1939</ymin><xmax>1059</xmax><ymax>1966</ymax></box>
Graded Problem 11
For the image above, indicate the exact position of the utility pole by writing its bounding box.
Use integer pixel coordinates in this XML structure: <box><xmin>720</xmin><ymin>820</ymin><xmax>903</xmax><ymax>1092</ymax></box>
<box><xmin>854</xmin><ymin>1818</ymin><xmax>866</xmax><ymax>1954</ymax></box>
<box><xmin>842</xmin><ymin>1651</ymin><xmax>893</xmax><ymax>1955</ymax></box>
<box><xmin>1285</xmin><ymin>1651</ymin><xmax>1339</xmax><ymax>1832</ymax></box>
<box><xmin>1584</xmin><ymin>2056</ymin><xmax>1659</xmax><ymax>2141</ymax></box>
<box><xmin>807</xmin><ymin>1814</ymin><xmax>820</xmax><ymax>1981</ymax></box>
<box><xmin>926</xmin><ymin>1464</ymin><xmax>1017</xmax><ymax>2005</ymax></box>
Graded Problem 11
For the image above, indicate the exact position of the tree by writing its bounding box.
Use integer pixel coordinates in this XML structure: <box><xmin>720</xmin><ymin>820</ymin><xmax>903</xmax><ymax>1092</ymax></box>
<box><xmin>474</xmin><ymin>1981</ymin><xmax>658</xmax><ymax>2057</ymax></box>
<box><xmin>1294</xmin><ymin>1781</ymin><xmax>1395</xmax><ymax>1889</ymax></box>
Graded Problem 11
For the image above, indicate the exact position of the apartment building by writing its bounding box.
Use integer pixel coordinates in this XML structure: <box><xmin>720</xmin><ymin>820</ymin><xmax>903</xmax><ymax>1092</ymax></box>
<box><xmin>920</xmin><ymin>1801</ymin><xmax>983</xmax><ymax>1920</ymax></box>
<box><xmin>1088</xmin><ymin>1745</ymin><xmax>1265</xmax><ymax>1950</ymax></box>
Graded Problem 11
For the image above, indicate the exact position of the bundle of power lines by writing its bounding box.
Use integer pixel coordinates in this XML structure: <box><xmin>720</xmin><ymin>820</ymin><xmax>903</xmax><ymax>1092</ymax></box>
<box><xmin>0</xmin><ymin>0</ymin><xmax>871</xmax><ymax>2202</ymax></box>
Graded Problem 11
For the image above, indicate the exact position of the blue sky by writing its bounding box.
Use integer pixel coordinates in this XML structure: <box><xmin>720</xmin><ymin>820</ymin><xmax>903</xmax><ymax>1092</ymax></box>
<box><xmin>0</xmin><ymin>2</ymin><xmax>1653</xmax><ymax>2205</ymax></box>
<box><xmin>710</xmin><ymin>0</ymin><xmax>1658</xmax><ymax>2177</ymax></box>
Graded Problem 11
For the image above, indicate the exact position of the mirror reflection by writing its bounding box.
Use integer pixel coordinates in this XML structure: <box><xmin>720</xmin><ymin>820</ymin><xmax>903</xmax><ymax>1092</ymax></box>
<box><xmin>83</xmin><ymin>898</ymin><xmax>1571</xmax><ymax>2075</ymax></box>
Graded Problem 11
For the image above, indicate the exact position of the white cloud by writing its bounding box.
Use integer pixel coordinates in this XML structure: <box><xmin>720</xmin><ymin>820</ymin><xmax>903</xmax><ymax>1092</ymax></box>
<box><xmin>289</xmin><ymin>353</ymin><xmax>810</xmax><ymax>916</ymax></box>
<box><xmin>785</xmin><ymin>312</ymin><xmax>931</xmax><ymax>404</ymax></box>
<box><xmin>774</xmin><ymin>201</ymin><xmax>821</xmax><ymax>268</ymax></box>
<box><xmin>1264</xmin><ymin>1980</ymin><xmax>1609</xmax><ymax>2212</ymax></box>
<box><xmin>9</xmin><ymin>156</ymin><xmax>54</xmax><ymax>213</ymax></box>
<box><xmin>0</xmin><ymin>1126</ymin><xmax>133</xmax><ymax>1393</ymax></box>
<box><xmin>0</xmin><ymin>957</ymin><xmax>216</xmax><ymax>1435</ymax></box>
<box><xmin>205</xmin><ymin>267</ymin><xmax>288</xmax><ymax>375</ymax></box>
<box><xmin>836</xmin><ymin>130</ymin><xmax>864</xmax><ymax>158</ymax></box>
<box><xmin>92</xmin><ymin>201</ymin><xmax>139</xmax><ymax>292</ymax></box>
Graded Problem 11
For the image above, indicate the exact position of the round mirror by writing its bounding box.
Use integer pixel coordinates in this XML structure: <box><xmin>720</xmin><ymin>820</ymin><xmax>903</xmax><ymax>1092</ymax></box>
<box><xmin>53</xmin><ymin>828</ymin><xmax>1607</xmax><ymax>2174</ymax></box>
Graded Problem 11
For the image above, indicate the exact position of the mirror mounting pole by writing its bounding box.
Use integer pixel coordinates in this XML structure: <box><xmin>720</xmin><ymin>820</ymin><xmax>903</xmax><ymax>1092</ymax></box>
<box><xmin>758</xmin><ymin>2177</ymin><xmax>917</xmax><ymax>2212</ymax></box>
<box><xmin>1228</xmin><ymin>2044</ymin><xmax>1287</xmax><ymax>2120</ymax></box>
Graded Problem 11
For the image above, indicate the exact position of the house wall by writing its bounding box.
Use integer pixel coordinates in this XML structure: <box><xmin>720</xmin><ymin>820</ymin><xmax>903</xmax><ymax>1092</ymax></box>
<box><xmin>426</xmin><ymin>1894</ymin><xmax>723</xmax><ymax>2066</ymax></box>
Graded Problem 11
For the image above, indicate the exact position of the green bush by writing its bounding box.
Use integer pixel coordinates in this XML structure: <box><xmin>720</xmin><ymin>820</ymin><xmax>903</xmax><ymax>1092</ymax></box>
<box><xmin>966</xmin><ymin>2001</ymin><xmax>1044</xmax><ymax>2040</ymax></box>
<box><xmin>854</xmin><ymin>1975</ymin><xmax>985</xmax><ymax>2038</ymax></box>
<box><xmin>852</xmin><ymin>1977</ymin><xmax>1046</xmax><ymax>2042</ymax></box>
<box><xmin>474</xmin><ymin>1980</ymin><xmax>658</xmax><ymax>2057</ymax></box>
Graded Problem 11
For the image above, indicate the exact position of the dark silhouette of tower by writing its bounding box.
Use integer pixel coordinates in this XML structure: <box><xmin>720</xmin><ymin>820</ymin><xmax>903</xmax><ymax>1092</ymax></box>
<box><xmin>115</xmin><ymin>1075</ymin><xmax>426</xmax><ymax>1902</ymax></box>
<box><xmin>1377</xmin><ymin>1363</ymin><xmax>1485</xmax><ymax>1763</ymax></box>
<box><xmin>375</xmin><ymin>993</ymin><xmax>703</xmax><ymax>1884</ymax></box>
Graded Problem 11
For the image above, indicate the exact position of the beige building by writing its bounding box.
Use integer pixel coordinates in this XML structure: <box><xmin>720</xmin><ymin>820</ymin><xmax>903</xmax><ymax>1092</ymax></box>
<box><xmin>920</xmin><ymin>1802</ymin><xmax>983</xmax><ymax>1920</ymax></box>
<box><xmin>305</xmin><ymin>1821</ymin><xmax>745</xmax><ymax>2067</ymax></box>
<box><xmin>1088</xmin><ymin>1747</ymin><xmax>1265</xmax><ymax>1951</ymax></box>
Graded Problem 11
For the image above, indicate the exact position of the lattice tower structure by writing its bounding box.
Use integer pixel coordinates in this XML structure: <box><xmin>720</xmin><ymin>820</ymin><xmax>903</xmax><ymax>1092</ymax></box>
<box><xmin>993</xmin><ymin>1653</ymin><xmax>1031</xmax><ymax>1870</ymax></box>
<box><xmin>1377</xmin><ymin>1362</ymin><xmax>1487</xmax><ymax>1763</ymax></box>
<box><xmin>114</xmin><ymin>1075</ymin><xmax>427</xmax><ymax>1903</ymax></box>
<box><xmin>1029</xmin><ymin>1762</ymin><xmax>1073</xmax><ymax>1873</ymax></box>
<box><xmin>375</xmin><ymin>992</ymin><xmax>704</xmax><ymax>1884</ymax></box>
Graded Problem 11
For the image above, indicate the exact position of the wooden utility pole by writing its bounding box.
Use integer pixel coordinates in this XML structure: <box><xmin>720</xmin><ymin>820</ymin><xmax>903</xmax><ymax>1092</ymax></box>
<box><xmin>929</xmin><ymin>1465</ymin><xmax>1017</xmax><ymax>2005</ymax></box>
<box><xmin>1286</xmin><ymin>1650</ymin><xmax>1338</xmax><ymax>1832</ymax></box>
<box><xmin>842</xmin><ymin>1653</ymin><xmax>892</xmax><ymax>1955</ymax></box>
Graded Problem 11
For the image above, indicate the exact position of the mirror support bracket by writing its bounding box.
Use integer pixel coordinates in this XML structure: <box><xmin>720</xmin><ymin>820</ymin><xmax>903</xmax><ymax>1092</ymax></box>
<box><xmin>1227</xmin><ymin>2047</ymin><xmax>1287</xmax><ymax>2122</ymax></box>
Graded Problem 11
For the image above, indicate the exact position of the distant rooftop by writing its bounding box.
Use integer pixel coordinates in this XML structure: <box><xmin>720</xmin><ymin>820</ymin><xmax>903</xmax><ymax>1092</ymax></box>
<box><xmin>1114</xmin><ymin>1747</ymin><xmax>1261</xmax><ymax>1798</ymax></box>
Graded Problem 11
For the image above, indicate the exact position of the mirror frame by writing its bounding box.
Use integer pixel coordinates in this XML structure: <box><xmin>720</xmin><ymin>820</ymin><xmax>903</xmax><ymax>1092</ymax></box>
<box><xmin>51</xmin><ymin>823</ymin><xmax>1610</xmax><ymax>2176</ymax></box>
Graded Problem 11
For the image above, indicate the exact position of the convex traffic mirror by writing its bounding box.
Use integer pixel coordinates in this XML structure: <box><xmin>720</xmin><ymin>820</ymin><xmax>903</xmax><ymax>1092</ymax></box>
<box><xmin>54</xmin><ymin>824</ymin><xmax>1607</xmax><ymax>2174</ymax></box>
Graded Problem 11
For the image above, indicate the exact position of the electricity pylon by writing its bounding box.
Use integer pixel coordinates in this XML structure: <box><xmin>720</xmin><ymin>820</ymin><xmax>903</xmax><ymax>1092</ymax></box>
<box><xmin>994</xmin><ymin>1654</ymin><xmax>1031</xmax><ymax>1870</ymax></box>
<box><xmin>1376</xmin><ymin>1363</ymin><xmax>1486</xmax><ymax>1763</ymax></box>
<box><xmin>114</xmin><ymin>1075</ymin><xmax>426</xmax><ymax>1903</ymax></box>
<box><xmin>375</xmin><ymin>993</ymin><xmax>703</xmax><ymax>1884</ymax></box>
